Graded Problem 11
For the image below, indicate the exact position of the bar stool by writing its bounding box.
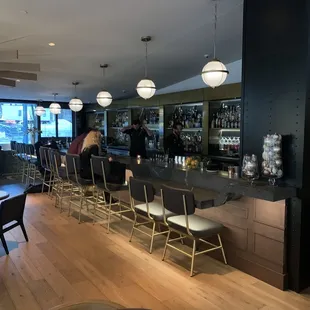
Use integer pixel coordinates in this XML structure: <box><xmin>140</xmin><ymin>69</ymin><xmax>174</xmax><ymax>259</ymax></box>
<box><xmin>40</xmin><ymin>147</ymin><xmax>53</xmax><ymax>196</ymax></box>
<box><xmin>50</xmin><ymin>150</ymin><xmax>74</xmax><ymax>211</ymax></box>
<box><xmin>161</xmin><ymin>185</ymin><xmax>227</xmax><ymax>276</ymax></box>
<box><xmin>90</xmin><ymin>155</ymin><xmax>132</xmax><ymax>233</ymax></box>
<box><xmin>128</xmin><ymin>177</ymin><xmax>174</xmax><ymax>253</ymax></box>
<box><xmin>25</xmin><ymin>144</ymin><xmax>40</xmax><ymax>185</ymax></box>
<box><xmin>66</xmin><ymin>153</ymin><xmax>97</xmax><ymax>223</ymax></box>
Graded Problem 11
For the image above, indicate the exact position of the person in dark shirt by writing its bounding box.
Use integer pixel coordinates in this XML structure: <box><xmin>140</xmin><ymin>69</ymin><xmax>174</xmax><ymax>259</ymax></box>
<box><xmin>165</xmin><ymin>122</ymin><xmax>184</xmax><ymax>158</ymax></box>
<box><xmin>121</xmin><ymin>119</ymin><xmax>152</xmax><ymax>158</ymax></box>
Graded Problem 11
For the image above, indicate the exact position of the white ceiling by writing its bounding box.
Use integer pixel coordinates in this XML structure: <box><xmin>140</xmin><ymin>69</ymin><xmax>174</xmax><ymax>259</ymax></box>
<box><xmin>0</xmin><ymin>0</ymin><xmax>243</xmax><ymax>103</ymax></box>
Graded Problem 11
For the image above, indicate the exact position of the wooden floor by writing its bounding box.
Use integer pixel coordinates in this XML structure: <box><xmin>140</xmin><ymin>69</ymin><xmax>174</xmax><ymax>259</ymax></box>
<box><xmin>1</xmin><ymin>188</ymin><xmax>310</xmax><ymax>310</ymax></box>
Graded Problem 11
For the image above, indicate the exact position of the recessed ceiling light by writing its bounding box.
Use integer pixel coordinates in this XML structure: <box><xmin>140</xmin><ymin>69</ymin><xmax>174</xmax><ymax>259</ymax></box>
<box><xmin>48</xmin><ymin>42</ymin><xmax>55</xmax><ymax>47</ymax></box>
<box><xmin>16</xmin><ymin>79</ymin><xmax>20</xmax><ymax>82</ymax></box>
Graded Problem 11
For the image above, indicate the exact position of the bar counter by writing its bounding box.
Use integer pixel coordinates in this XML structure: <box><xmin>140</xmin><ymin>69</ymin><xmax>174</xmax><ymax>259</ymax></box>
<box><xmin>113</xmin><ymin>156</ymin><xmax>296</xmax><ymax>202</ymax></box>
<box><xmin>111</xmin><ymin>155</ymin><xmax>294</xmax><ymax>290</ymax></box>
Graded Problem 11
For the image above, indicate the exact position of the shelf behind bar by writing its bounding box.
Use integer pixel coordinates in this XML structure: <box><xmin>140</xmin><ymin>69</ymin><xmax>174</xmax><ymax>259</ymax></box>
<box><xmin>210</xmin><ymin>128</ymin><xmax>240</xmax><ymax>131</ymax></box>
<box><xmin>166</xmin><ymin>127</ymin><xmax>203</xmax><ymax>132</ymax></box>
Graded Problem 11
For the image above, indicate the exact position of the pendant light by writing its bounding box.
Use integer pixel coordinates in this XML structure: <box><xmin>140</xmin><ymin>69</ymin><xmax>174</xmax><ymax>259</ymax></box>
<box><xmin>201</xmin><ymin>0</ymin><xmax>229</xmax><ymax>88</ymax></box>
<box><xmin>35</xmin><ymin>99</ymin><xmax>45</xmax><ymax>116</ymax></box>
<box><xmin>49</xmin><ymin>93</ymin><xmax>61</xmax><ymax>114</ymax></box>
<box><xmin>69</xmin><ymin>82</ymin><xmax>83</xmax><ymax>112</ymax></box>
<box><xmin>136</xmin><ymin>36</ymin><xmax>156</xmax><ymax>100</ymax></box>
<box><xmin>96</xmin><ymin>64</ymin><xmax>113</xmax><ymax>108</ymax></box>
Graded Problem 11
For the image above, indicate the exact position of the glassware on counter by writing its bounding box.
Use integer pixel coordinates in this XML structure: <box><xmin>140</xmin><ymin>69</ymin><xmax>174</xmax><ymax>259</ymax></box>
<box><xmin>241</xmin><ymin>154</ymin><xmax>259</xmax><ymax>185</ymax></box>
<box><xmin>262</xmin><ymin>133</ymin><xmax>283</xmax><ymax>185</ymax></box>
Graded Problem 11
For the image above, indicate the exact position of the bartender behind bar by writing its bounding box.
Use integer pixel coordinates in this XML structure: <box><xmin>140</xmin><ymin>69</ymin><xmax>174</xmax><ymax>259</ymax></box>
<box><xmin>121</xmin><ymin>119</ymin><xmax>152</xmax><ymax>158</ymax></box>
<box><xmin>165</xmin><ymin>122</ymin><xmax>184</xmax><ymax>158</ymax></box>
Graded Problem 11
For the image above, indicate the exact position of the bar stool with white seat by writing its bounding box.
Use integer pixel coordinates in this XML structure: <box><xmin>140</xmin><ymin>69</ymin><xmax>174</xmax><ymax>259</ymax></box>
<box><xmin>161</xmin><ymin>185</ymin><xmax>227</xmax><ymax>276</ymax></box>
<box><xmin>129</xmin><ymin>177</ymin><xmax>175</xmax><ymax>253</ymax></box>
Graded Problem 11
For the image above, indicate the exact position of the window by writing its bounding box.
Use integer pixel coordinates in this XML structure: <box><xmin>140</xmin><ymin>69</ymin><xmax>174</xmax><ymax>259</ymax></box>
<box><xmin>40</xmin><ymin>108</ymin><xmax>56</xmax><ymax>138</ymax></box>
<box><xmin>58</xmin><ymin>109</ymin><xmax>73</xmax><ymax>137</ymax></box>
<box><xmin>40</xmin><ymin>108</ymin><xmax>72</xmax><ymax>138</ymax></box>
<box><xmin>0</xmin><ymin>103</ymin><xmax>37</xmax><ymax>145</ymax></box>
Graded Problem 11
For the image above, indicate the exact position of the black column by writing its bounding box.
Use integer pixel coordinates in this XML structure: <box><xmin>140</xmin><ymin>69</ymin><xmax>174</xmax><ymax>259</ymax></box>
<box><xmin>242</xmin><ymin>0</ymin><xmax>310</xmax><ymax>292</ymax></box>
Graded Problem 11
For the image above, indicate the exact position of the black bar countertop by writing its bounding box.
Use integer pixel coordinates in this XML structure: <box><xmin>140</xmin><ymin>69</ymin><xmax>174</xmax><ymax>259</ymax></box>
<box><xmin>112</xmin><ymin>156</ymin><xmax>296</xmax><ymax>202</ymax></box>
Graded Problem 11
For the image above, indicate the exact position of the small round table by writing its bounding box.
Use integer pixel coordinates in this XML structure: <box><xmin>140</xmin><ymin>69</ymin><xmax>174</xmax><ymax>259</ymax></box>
<box><xmin>49</xmin><ymin>300</ymin><xmax>125</xmax><ymax>310</ymax></box>
<box><xmin>0</xmin><ymin>191</ymin><xmax>9</xmax><ymax>201</ymax></box>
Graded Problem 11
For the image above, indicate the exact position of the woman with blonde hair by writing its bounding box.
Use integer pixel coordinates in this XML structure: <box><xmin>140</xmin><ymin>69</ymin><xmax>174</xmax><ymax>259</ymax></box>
<box><xmin>80</xmin><ymin>129</ymin><xmax>102</xmax><ymax>179</ymax></box>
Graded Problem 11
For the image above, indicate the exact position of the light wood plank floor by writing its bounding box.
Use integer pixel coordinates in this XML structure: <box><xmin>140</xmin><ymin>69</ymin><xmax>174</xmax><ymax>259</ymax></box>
<box><xmin>0</xmin><ymin>192</ymin><xmax>310</xmax><ymax>310</ymax></box>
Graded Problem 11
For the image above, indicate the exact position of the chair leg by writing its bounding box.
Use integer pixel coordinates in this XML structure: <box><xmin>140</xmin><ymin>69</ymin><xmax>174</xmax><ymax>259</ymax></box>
<box><xmin>190</xmin><ymin>239</ymin><xmax>196</xmax><ymax>277</ymax></box>
<box><xmin>26</xmin><ymin>164</ymin><xmax>30</xmax><ymax>185</ymax></box>
<box><xmin>20</xmin><ymin>221</ymin><xmax>29</xmax><ymax>242</ymax></box>
<box><xmin>149</xmin><ymin>222</ymin><xmax>156</xmax><ymax>254</ymax></box>
<box><xmin>218</xmin><ymin>234</ymin><xmax>227</xmax><ymax>264</ymax></box>
<box><xmin>78</xmin><ymin>192</ymin><xmax>84</xmax><ymax>224</ymax></box>
<box><xmin>129</xmin><ymin>214</ymin><xmax>137</xmax><ymax>242</ymax></box>
<box><xmin>33</xmin><ymin>166</ymin><xmax>36</xmax><ymax>184</ymax></box>
<box><xmin>0</xmin><ymin>234</ymin><xmax>9</xmax><ymax>255</ymax></box>
<box><xmin>48</xmin><ymin>172</ymin><xmax>53</xmax><ymax>197</ymax></box>
<box><xmin>180</xmin><ymin>234</ymin><xmax>184</xmax><ymax>245</ymax></box>
<box><xmin>162</xmin><ymin>230</ymin><xmax>170</xmax><ymax>261</ymax></box>
<box><xmin>107</xmin><ymin>194</ymin><xmax>112</xmax><ymax>233</ymax></box>
<box><xmin>68</xmin><ymin>186</ymin><xmax>74</xmax><ymax>217</ymax></box>
<box><xmin>59</xmin><ymin>181</ymin><xmax>64</xmax><ymax>212</ymax></box>
<box><xmin>41</xmin><ymin>170</ymin><xmax>46</xmax><ymax>193</ymax></box>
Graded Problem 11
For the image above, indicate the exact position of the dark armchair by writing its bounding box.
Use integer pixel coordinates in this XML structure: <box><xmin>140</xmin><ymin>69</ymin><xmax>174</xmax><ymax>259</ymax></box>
<box><xmin>0</xmin><ymin>194</ymin><xmax>28</xmax><ymax>255</ymax></box>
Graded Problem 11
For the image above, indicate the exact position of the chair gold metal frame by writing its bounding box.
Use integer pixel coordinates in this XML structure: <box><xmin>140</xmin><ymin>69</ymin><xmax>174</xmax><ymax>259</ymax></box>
<box><xmin>50</xmin><ymin>150</ymin><xmax>75</xmax><ymax>211</ymax></box>
<box><xmin>90</xmin><ymin>155</ymin><xmax>132</xmax><ymax>233</ymax></box>
<box><xmin>161</xmin><ymin>187</ymin><xmax>227</xmax><ymax>277</ymax></box>
<box><xmin>40</xmin><ymin>147</ymin><xmax>53</xmax><ymax>196</ymax></box>
<box><xmin>129</xmin><ymin>177</ymin><xmax>171</xmax><ymax>254</ymax></box>
<box><xmin>66</xmin><ymin>154</ymin><xmax>98</xmax><ymax>223</ymax></box>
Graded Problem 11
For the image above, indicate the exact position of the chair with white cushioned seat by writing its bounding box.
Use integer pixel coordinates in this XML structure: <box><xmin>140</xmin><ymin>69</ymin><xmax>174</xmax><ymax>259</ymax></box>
<box><xmin>161</xmin><ymin>185</ymin><xmax>227</xmax><ymax>276</ymax></box>
<box><xmin>129</xmin><ymin>177</ymin><xmax>174</xmax><ymax>253</ymax></box>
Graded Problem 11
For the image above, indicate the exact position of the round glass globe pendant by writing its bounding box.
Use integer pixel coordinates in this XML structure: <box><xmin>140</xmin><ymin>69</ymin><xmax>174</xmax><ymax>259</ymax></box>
<box><xmin>69</xmin><ymin>98</ymin><xmax>83</xmax><ymax>112</ymax></box>
<box><xmin>136</xmin><ymin>78</ymin><xmax>156</xmax><ymax>99</ymax></box>
<box><xmin>69</xmin><ymin>82</ymin><xmax>83</xmax><ymax>112</ymax></box>
<box><xmin>201</xmin><ymin>1</ymin><xmax>229</xmax><ymax>88</ymax></box>
<box><xmin>97</xmin><ymin>90</ymin><xmax>112</xmax><ymax>107</ymax></box>
<box><xmin>35</xmin><ymin>102</ymin><xmax>45</xmax><ymax>117</ymax></box>
<box><xmin>201</xmin><ymin>59</ymin><xmax>228</xmax><ymax>88</ymax></box>
<box><xmin>136</xmin><ymin>36</ymin><xmax>156</xmax><ymax>100</ymax></box>
<box><xmin>96</xmin><ymin>64</ymin><xmax>112</xmax><ymax>108</ymax></box>
<box><xmin>49</xmin><ymin>93</ymin><xmax>61</xmax><ymax>114</ymax></box>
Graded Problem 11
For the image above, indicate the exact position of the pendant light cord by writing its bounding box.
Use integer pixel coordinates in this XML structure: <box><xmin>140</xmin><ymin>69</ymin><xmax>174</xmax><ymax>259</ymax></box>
<box><xmin>74</xmin><ymin>83</ymin><xmax>77</xmax><ymax>98</ymax></box>
<box><xmin>145</xmin><ymin>40</ymin><xmax>148</xmax><ymax>78</ymax></box>
<box><xmin>102</xmin><ymin>66</ymin><xmax>106</xmax><ymax>89</ymax></box>
<box><xmin>213</xmin><ymin>1</ymin><xmax>218</xmax><ymax>59</ymax></box>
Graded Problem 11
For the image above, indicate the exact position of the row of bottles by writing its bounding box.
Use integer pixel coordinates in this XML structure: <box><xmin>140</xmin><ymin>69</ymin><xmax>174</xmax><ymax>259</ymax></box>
<box><xmin>181</xmin><ymin>131</ymin><xmax>202</xmax><ymax>153</ymax></box>
<box><xmin>111</xmin><ymin>111</ymin><xmax>129</xmax><ymax>128</ymax></box>
<box><xmin>211</xmin><ymin>104</ymin><xmax>241</xmax><ymax>129</ymax></box>
<box><xmin>169</xmin><ymin>105</ymin><xmax>202</xmax><ymax>129</ymax></box>
<box><xmin>219</xmin><ymin>136</ymin><xmax>240</xmax><ymax>153</ymax></box>
<box><xmin>144</xmin><ymin>109</ymin><xmax>160</xmax><ymax>125</ymax></box>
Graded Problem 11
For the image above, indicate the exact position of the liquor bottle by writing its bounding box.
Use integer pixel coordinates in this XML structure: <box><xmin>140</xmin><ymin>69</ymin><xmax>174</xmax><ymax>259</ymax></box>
<box><xmin>211</xmin><ymin>114</ymin><xmax>215</xmax><ymax>128</ymax></box>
